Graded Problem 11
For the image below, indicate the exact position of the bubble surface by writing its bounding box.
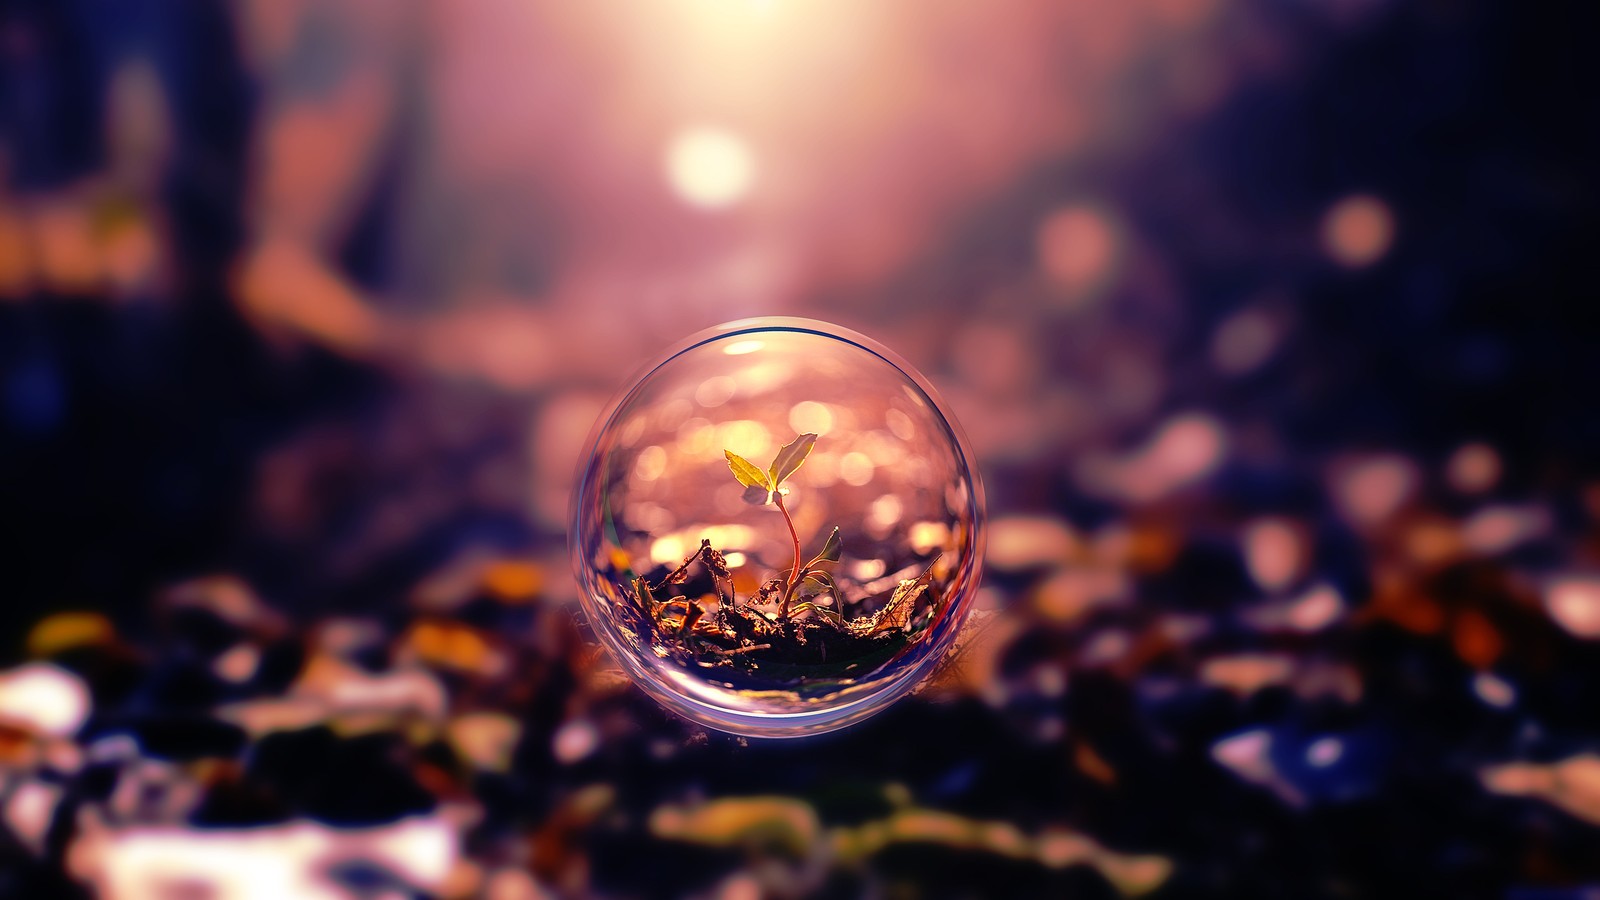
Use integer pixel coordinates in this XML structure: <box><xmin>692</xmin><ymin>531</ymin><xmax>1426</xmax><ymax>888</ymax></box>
<box><xmin>570</xmin><ymin>318</ymin><xmax>985</xmax><ymax>737</ymax></box>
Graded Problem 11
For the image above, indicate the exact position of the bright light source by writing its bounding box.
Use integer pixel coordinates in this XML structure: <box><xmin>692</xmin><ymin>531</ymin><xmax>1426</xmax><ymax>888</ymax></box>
<box><xmin>665</xmin><ymin>126</ymin><xmax>756</xmax><ymax>210</ymax></box>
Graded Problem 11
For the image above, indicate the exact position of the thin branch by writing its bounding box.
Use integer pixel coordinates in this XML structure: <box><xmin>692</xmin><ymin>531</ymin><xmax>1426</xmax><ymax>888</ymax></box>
<box><xmin>704</xmin><ymin>643</ymin><xmax>773</xmax><ymax>656</ymax></box>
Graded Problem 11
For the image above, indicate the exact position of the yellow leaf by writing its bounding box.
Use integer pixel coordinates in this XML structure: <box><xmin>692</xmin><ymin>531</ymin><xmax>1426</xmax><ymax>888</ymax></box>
<box><xmin>725</xmin><ymin>450</ymin><xmax>771</xmax><ymax>490</ymax></box>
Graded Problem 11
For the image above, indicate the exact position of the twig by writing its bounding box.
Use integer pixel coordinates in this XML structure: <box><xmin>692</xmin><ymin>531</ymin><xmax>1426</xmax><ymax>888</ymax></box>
<box><xmin>705</xmin><ymin>643</ymin><xmax>773</xmax><ymax>656</ymax></box>
<box><xmin>656</xmin><ymin>539</ymin><xmax>710</xmax><ymax>589</ymax></box>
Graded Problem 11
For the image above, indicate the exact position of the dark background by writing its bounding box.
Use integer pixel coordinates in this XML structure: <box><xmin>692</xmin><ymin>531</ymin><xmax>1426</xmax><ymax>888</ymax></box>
<box><xmin>1</xmin><ymin>0</ymin><xmax>1597</xmax><ymax>896</ymax></box>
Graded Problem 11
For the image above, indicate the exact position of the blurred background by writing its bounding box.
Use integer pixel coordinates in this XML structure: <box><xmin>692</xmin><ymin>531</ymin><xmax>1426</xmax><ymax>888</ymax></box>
<box><xmin>0</xmin><ymin>0</ymin><xmax>1596</xmax><ymax>896</ymax></box>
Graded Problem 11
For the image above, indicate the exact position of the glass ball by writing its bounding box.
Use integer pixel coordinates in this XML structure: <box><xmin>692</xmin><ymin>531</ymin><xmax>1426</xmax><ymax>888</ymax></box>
<box><xmin>569</xmin><ymin>318</ymin><xmax>985</xmax><ymax>737</ymax></box>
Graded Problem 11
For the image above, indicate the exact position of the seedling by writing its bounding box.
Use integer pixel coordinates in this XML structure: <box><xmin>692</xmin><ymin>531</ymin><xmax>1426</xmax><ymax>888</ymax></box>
<box><xmin>625</xmin><ymin>431</ymin><xmax>946</xmax><ymax>686</ymax></box>
<box><xmin>724</xmin><ymin>433</ymin><xmax>842</xmax><ymax>620</ymax></box>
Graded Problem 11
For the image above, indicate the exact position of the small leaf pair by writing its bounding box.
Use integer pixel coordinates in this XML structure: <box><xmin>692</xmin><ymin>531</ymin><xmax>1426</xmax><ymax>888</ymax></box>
<box><xmin>726</xmin><ymin>433</ymin><xmax>817</xmax><ymax>505</ymax></box>
<box><xmin>724</xmin><ymin>431</ymin><xmax>841</xmax><ymax>620</ymax></box>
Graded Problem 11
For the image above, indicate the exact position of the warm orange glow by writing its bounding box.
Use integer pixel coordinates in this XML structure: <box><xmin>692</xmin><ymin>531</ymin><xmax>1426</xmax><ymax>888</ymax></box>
<box><xmin>1332</xmin><ymin>455</ymin><xmax>1416</xmax><ymax>529</ymax></box>
<box><xmin>1037</xmin><ymin>203</ymin><xmax>1123</xmax><ymax>304</ymax></box>
<box><xmin>1243</xmin><ymin>518</ymin><xmax>1303</xmax><ymax>592</ymax></box>
<box><xmin>1447</xmin><ymin>442</ymin><xmax>1501</xmax><ymax>494</ymax></box>
<box><xmin>1322</xmin><ymin>194</ymin><xmax>1395</xmax><ymax>268</ymax></box>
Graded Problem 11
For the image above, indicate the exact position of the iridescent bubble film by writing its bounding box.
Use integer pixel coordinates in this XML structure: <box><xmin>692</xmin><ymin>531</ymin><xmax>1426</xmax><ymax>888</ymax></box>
<box><xmin>570</xmin><ymin>319</ymin><xmax>985</xmax><ymax>736</ymax></box>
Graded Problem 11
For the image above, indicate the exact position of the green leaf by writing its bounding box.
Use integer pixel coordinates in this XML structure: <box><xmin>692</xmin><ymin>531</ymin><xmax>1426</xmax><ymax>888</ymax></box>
<box><xmin>801</xmin><ymin>570</ymin><xmax>835</xmax><ymax>589</ymax></box>
<box><xmin>789</xmin><ymin>601</ymin><xmax>844</xmax><ymax>627</ymax></box>
<box><xmin>768</xmin><ymin>433</ymin><xmax>818</xmax><ymax>488</ymax></box>
<box><xmin>725</xmin><ymin>450</ymin><xmax>771</xmax><ymax>490</ymax></box>
<box><xmin>804</xmin><ymin>527</ymin><xmax>842</xmax><ymax>570</ymax></box>
<box><xmin>817</xmin><ymin>526</ymin><xmax>841</xmax><ymax>563</ymax></box>
<box><xmin>741</xmin><ymin>484</ymin><xmax>773</xmax><ymax>506</ymax></box>
<box><xmin>800</xmin><ymin>570</ymin><xmax>844</xmax><ymax>608</ymax></box>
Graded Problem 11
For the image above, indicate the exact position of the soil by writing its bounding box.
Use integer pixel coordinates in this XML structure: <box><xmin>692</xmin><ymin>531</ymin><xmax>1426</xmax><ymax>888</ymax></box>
<box><xmin>625</xmin><ymin>539</ymin><xmax>939</xmax><ymax>690</ymax></box>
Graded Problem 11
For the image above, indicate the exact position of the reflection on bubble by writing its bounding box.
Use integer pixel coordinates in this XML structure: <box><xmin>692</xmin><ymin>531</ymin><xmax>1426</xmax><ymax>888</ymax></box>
<box><xmin>789</xmin><ymin>400</ymin><xmax>834</xmax><ymax>435</ymax></box>
<box><xmin>908</xmin><ymin>522</ymin><xmax>951</xmax><ymax>556</ymax></box>
<box><xmin>634</xmin><ymin>446</ymin><xmax>668</xmax><ymax>481</ymax></box>
<box><xmin>866</xmin><ymin>495</ymin><xmax>904</xmax><ymax>539</ymax></box>
<box><xmin>886</xmin><ymin>408</ymin><xmax>916</xmax><ymax>441</ymax></box>
<box><xmin>695</xmin><ymin>376</ymin><xmax>738</xmax><ymax>408</ymax></box>
<box><xmin>571</xmin><ymin>318</ymin><xmax>985</xmax><ymax>736</ymax></box>
<box><xmin>677</xmin><ymin>418</ymin><xmax>715</xmax><ymax>454</ymax></box>
<box><xmin>839</xmin><ymin>451</ymin><xmax>875</xmax><ymax>486</ymax></box>
<box><xmin>716</xmin><ymin>419</ymin><xmax>772</xmax><ymax>461</ymax></box>
<box><xmin>724</xmin><ymin>339</ymin><xmax>764</xmax><ymax>356</ymax></box>
<box><xmin>651</xmin><ymin>535</ymin><xmax>691</xmax><ymax>567</ymax></box>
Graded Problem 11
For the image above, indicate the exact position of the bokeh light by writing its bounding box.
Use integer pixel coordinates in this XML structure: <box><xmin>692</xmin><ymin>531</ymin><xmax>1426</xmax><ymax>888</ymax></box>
<box><xmin>1322</xmin><ymin>194</ymin><xmax>1396</xmax><ymax>268</ymax></box>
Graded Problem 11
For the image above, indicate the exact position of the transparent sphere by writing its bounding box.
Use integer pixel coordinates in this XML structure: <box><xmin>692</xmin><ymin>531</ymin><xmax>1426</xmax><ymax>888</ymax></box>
<box><xmin>569</xmin><ymin>318</ymin><xmax>985</xmax><ymax>737</ymax></box>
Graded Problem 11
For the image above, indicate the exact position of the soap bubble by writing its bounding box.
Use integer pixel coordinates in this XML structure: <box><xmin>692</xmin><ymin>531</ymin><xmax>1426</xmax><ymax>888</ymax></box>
<box><xmin>570</xmin><ymin>318</ymin><xmax>986</xmax><ymax>737</ymax></box>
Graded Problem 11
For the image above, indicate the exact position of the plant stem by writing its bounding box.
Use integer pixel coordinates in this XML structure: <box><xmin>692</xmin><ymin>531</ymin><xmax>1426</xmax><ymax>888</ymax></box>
<box><xmin>773</xmin><ymin>493</ymin><xmax>802</xmax><ymax>618</ymax></box>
